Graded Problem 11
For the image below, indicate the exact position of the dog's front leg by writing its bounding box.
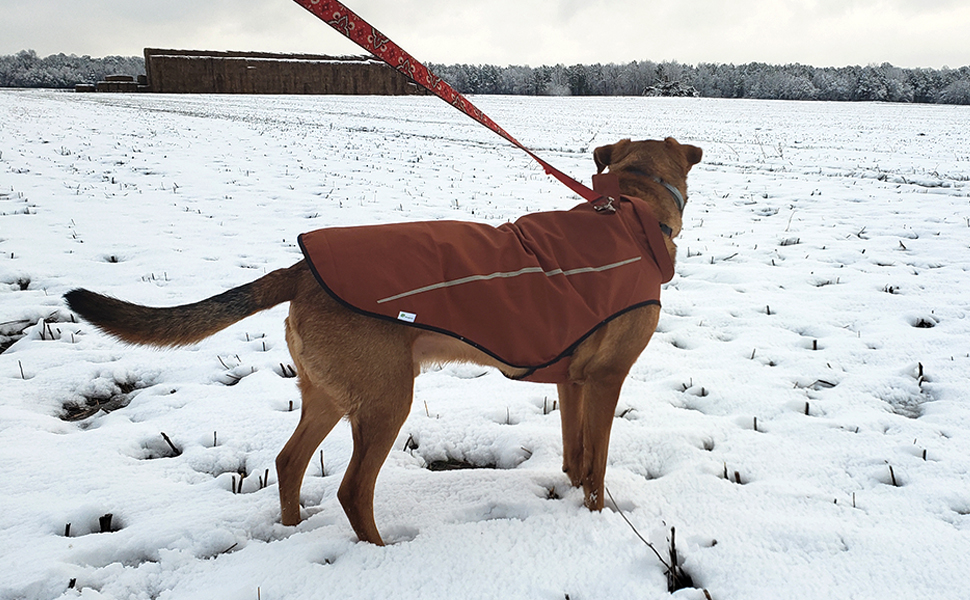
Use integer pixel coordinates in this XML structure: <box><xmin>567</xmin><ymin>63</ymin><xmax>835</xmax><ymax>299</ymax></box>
<box><xmin>557</xmin><ymin>382</ymin><xmax>585</xmax><ymax>488</ymax></box>
<box><xmin>579</xmin><ymin>376</ymin><xmax>624</xmax><ymax>510</ymax></box>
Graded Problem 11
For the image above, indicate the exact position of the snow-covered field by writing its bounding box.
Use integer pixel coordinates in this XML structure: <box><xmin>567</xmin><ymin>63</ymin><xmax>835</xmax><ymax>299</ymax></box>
<box><xmin>2</xmin><ymin>89</ymin><xmax>969</xmax><ymax>600</ymax></box>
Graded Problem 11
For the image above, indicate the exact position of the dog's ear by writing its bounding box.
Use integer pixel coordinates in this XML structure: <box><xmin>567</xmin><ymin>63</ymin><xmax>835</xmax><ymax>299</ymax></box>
<box><xmin>682</xmin><ymin>144</ymin><xmax>703</xmax><ymax>167</ymax></box>
<box><xmin>593</xmin><ymin>144</ymin><xmax>613</xmax><ymax>173</ymax></box>
<box><xmin>665</xmin><ymin>137</ymin><xmax>703</xmax><ymax>169</ymax></box>
<box><xmin>593</xmin><ymin>139</ymin><xmax>631</xmax><ymax>173</ymax></box>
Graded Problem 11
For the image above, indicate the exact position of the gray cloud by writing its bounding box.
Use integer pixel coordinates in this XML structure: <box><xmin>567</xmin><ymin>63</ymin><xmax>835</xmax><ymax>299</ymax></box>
<box><xmin>1</xmin><ymin>0</ymin><xmax>965</xmax><ymax>68</ymax></box>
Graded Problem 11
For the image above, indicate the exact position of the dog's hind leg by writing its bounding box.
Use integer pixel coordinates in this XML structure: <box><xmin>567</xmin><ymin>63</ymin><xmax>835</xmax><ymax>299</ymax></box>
<box><xmin>276</xmin><ymin>377</ymin><xmax>344</xmax><ymax>526</ymax></box>
<box><xmin>337</xmin><ymin>364</ymin><xmax>414</xmax><ymax>546</ymax></box>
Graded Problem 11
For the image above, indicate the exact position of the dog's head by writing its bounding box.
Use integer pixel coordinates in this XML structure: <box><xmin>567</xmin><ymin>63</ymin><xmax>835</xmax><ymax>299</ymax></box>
<box><xmin>593</xmin><ymin>137</ymin><xmax>701</xmax><ymax>237</ymax></box>
<box><xmin>594</xmin><ymin>137</ymin><xmax>702</xmax><ymax>178</ymax></box>
<box><xmin>593</xmin><ymin>138</ymin><xmax>702</xmax><ymax>210</ymax></box>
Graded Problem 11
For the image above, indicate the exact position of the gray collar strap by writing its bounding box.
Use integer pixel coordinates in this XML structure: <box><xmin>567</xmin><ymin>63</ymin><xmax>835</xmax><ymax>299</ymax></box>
<box><xmin>653</xmin><ymin>177</ymin><xmax>686</xmax><ymax>214</ymax></box>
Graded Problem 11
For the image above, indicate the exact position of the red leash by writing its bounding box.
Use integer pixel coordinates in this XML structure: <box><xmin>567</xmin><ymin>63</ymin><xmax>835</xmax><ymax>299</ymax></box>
<box><xmin>291</xmin><ymin>0</ymin><xmax>617</xmax><ymax>212</ymax></box>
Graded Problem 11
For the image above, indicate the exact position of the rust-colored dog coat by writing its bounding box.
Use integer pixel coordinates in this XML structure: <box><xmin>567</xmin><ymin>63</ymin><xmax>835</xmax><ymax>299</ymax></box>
<box><xmin>298</xmin><ymin>197</ymin><xmax>673</xmax><ymax>383</ymax></box>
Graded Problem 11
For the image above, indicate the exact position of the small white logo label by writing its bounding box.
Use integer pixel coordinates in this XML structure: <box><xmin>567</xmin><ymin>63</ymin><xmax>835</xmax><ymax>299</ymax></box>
<box><xmin>397</xmin><ymin>311</ymin><xmax>417</xmax><ymax>323</ymax></box>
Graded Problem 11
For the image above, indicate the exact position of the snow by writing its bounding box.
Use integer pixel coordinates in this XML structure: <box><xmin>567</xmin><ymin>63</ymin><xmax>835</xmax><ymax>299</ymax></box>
<box><xmin>2</xmin><ymin>89</ymin><xmax>970</xmax><ymax>600</ymax></box>
<box><xmin>154</xmin><ymin>54</ymin><xmax>384</xmax><ymax>65</ymax></box>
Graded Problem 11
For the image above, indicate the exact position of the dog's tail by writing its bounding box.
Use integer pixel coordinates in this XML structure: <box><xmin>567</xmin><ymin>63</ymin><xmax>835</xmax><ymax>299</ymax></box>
<box><xmin>64</xmin><ymin>262</ymin><xmax>303</xmax><ymax>347</ymax></box>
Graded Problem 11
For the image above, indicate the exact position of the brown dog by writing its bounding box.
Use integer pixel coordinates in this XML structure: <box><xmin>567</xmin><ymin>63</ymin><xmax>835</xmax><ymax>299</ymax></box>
<box><xmin>64</xmin><ymin>138</ymin><xmax>701</xmax><ymax>545</ymax></box>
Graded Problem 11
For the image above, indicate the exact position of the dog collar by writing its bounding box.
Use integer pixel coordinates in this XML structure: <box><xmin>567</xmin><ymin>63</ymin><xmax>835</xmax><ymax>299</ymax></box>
<box><xmin>608</xmin><ymin>168</ymin><xmax>686</xmax><ymax>214</ymax></box>
<box><xmin>593</xmin><ymin>171</ymin><xmax>678</xmax><ymax>237</ymax></box>
<box><xmin>653</xmin><ymin>177</ymin><xmax>686</xmax><ymax>214</ymax></box>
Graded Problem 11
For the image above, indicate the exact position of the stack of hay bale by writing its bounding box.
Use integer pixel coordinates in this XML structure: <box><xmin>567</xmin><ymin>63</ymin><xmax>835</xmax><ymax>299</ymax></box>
<box><xmin>76</xmin><ymin>75</ymin><xmax>149</xmax><ymax>93</ymax></box>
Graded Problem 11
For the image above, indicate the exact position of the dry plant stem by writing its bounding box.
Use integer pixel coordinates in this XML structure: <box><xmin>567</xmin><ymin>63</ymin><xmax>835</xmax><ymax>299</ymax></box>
<box><xmin>669</xmin><ymin>527</ymin><xmax>680</xmax><ymax>577</ymax></box>
<box><xmin>604</xmin><ymin>486</ymin><xmax>671</xmax><ymax>570</ymax></box>
<box><xmin>160</xmin><ymin>432</ymin><xmax>180</xmax><ymax>456</ymax></box>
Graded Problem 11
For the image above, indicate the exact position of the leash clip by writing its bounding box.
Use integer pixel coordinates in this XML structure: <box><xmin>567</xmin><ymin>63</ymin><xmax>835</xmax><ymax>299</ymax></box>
<box><xmin>594</xmin><ymin>197</ymin><xmax>617</xmax><ymax>214</ymax></box>
<box><xmin>591</xmin><ymin>173</ymin><xmax>621</xmax><ymax>214</ymax></box>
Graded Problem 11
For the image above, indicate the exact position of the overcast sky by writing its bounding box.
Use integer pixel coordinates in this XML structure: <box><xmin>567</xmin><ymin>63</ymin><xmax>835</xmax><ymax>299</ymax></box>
<box><xmin>2</xmin><ymin>0</ymin><xmax>967</xmax><ymax>68</ymax></box>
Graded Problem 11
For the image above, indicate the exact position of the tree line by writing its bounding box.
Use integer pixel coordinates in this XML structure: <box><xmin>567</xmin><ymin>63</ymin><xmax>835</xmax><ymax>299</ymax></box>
<box><xmin>3</xmin><ymin>49</ymin><xmax>968</xmax><ymax>105</ymax></box>
<box><xmin>430</xmin><ymin>61</ymin><xmax>970</xmax><ymax>104</ymax></box>
<box><xmin>0</xmin><ymin>50</ymin><xmax>144</xmax><ymax>88</ymax></box>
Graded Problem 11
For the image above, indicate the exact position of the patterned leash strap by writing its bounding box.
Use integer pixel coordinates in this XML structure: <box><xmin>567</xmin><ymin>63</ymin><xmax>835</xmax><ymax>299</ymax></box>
<box><xmin>291</xmin><ymin>0</ymin><xmax>616</xmax><ymax>211</ymax></box>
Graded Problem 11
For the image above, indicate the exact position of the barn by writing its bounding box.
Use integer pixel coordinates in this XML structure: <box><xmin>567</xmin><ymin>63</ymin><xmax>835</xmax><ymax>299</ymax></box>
<box><xmin>142</xmin><ymin>48</ymin><xmax>425</xmax><ymax>94</ymax></box>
